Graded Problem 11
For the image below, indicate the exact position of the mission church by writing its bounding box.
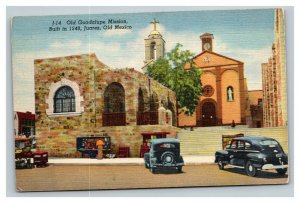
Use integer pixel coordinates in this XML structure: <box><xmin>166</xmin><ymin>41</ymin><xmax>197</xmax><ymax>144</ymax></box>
<box><xmin>143</xmin><ymin>19</ymin><xmax>248</xmax><ymax>127</ymax></box>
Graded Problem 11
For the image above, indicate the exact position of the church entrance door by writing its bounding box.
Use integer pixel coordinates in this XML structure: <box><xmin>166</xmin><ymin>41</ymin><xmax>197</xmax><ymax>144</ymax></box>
<box><xmin>201</xmin><ymin>102</ymin><xmax>217</xmax><ymax>126</ymax></box>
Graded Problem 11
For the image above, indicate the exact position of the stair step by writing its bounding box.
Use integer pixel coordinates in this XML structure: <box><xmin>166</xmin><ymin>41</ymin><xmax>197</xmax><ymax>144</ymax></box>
<box><xmin>177</xmin><ymin>126</ymin><xmax>288</xmax><ymax>156</ymax></box>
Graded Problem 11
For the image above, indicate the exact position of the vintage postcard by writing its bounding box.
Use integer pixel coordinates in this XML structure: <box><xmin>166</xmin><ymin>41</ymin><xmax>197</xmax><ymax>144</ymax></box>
<box><xmin>12</xmin><ymin>8</ymin><xmax>289</xmax><ymax>192</ymax></box>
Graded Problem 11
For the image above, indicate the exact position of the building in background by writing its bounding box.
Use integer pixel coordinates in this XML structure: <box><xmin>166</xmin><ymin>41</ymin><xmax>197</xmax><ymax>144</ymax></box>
<box><xmin>243</xmin><ymin>79</ymin><xmax>252</xmax><ymax>126</ymax></box>
<box><xmin>262</xmin><ymin>8</ymin><xmax>287</xmax><ymax>127</ymax></box>
<box><xmin>143</xmin><ymin>19</ymin><xmax>165</xmax><ymax>70</ymax></box>
<box><xmin>179</xmin><ymin>33</ymin><xmax>247</xmax><ymax>127</ymax></box>
<box><xmin>248</xmin><ymin>90</ymin><xmax>263</xmax><ymax>128</ymax></box>
<box><xmin>14</xmin><ymin>111</ymin><xmax>36</xmax><ymax>138</ymax></box>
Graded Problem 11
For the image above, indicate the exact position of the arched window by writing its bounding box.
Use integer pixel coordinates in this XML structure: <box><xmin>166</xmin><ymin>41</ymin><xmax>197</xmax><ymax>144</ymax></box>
<box><xmin>137</xmin><ymin>90</ymin><xmax>159</xmax><ymax>125</ymax></box>
<box><xmin>227</xmin><ymin>86</ymin><xmax>234</xmax><ymax>101</ymax></box>
<box><xmin>150</xmin><ymin>42</ymin><xmax>157</xmax><ymax>60</ymax></box>
<box><xmin>104</xmin><ymin>82</ymin><xmax>125</xmax><ymax>113</ymax></box>
<box><xmin>168</xmin><ymin>99</ymin><xmax>176</xmax><ymax>126</ymax></box>
<box><xmin>150</xmin><ymin>92</ymin><xmax>159</xmax><ymax>112</ymax></box>
<box><xmin>138</xmin><ymin>88</ymin><xmax>145</xmax><ymax>112</ymax></box>
<box><xmin>103</xmin><ymin>82</ymin><xmax>126</xmax><ymax>126</ymax></box>
<box><xmin>54</xmin><ymin>86</ymin><xmax>75</xmax><ymax>113</ymax></box>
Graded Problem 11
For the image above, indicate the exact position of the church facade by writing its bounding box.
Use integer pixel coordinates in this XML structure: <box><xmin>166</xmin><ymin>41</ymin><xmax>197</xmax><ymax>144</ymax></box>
<box><xmin>178</xmin><ymin>33</ymin><xmax>247</xmax><ymax>127</ymax></box>
<box><xmin>34</xmin><ymin>53</ymin><xmax>178</xmax><ymax>157</ymax></box>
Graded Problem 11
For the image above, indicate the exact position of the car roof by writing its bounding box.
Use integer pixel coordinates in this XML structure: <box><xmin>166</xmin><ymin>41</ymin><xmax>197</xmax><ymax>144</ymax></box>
<box><xmin>233</xmin><ymin>136</ymin><xmax>275</xmax><ymax>142</ymax></box>
<box><xmin>151</xmin><ymin>138</ymin><xmax>180</xmax><ymax>145</ymax></box>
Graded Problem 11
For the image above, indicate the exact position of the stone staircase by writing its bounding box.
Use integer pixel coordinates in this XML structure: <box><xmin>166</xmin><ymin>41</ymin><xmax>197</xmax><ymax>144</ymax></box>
<box><xmin>177</xmin><ymin>126</ymin><xmax>289</xmax><ymax>156</ymax></box>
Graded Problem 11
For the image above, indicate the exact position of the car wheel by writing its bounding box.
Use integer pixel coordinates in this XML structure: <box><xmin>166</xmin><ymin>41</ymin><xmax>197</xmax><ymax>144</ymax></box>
<box><xmin>276</xmin><ymin>168</ymin><xmax>287</xmax><ymax>176</ymax></box>
<box><xmin>245</xmin><ymin>161</ymin><xmax>257</xmax><ymax>177</ymax></box>
<box><xmin>217</xmin><ymin>158</ymin><xmax>225</xmax><ymax>170</ymax></box>
<box><xmin>145</xmin><ymin>162</ymin><xmax>149</xmax><ymax>169</ymax></box>
<box><xmin>150</xmin><ymin>167</ymin><xmax>157</xmax><ymax>174</ymax></box>
<box><xmin>177</xmin><ymin>166</ymin><xmax>182</xmax><ymax>173</ymax></box>
<box><xmin>161</xmin><ymin>152</ymin><xmax>175</xmax><ymax>165</ymax></box>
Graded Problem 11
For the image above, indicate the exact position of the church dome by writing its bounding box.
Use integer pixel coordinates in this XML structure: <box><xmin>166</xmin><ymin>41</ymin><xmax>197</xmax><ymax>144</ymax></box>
<box><xmin>201</xmin><ymin>32</ymin><xmax>214</xmax><ymax>38</ymax></box>
<box><xmin>149</xmin><ymin>30</ymin><xmax>162</xmax><ymax>37</ymax></box>
<box><xmin>148</xmin><ymin>18</ymin><xmax>162</xmax><ymax>38</ymax></box>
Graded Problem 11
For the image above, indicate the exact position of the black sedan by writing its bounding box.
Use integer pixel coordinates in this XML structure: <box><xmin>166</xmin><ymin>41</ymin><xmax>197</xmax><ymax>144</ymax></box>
<box><xmin>215</xmin><ymin>136</ymin><xmax>288</xmax><ymax>177</ymax></box>
<box><xmin>144</xmin><ymin>138</ymin><xmax>184</xmax><ymax>174</ymax></box>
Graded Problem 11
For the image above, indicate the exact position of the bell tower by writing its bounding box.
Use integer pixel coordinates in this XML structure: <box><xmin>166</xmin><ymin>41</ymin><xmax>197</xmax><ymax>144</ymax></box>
<box><xmin>200</xmin><ymin>33</ymin><xmax>214</xmax><ymax>52</ymax></box>
<box><xmin>144</xmin><ymin>19</ymin><xmax>165</xmax><ymax>66</ymax></box>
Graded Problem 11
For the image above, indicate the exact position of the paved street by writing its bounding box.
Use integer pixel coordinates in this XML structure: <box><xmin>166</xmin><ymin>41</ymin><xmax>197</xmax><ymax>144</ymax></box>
<box><xmin>16</xmin><ymin>164</ymin><xmax>288</xmax><ymax>192</ymax></box>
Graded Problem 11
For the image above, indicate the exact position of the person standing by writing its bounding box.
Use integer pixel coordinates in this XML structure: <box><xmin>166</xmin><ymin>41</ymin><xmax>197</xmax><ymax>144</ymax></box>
<box><xmin>231</xmin><ymin>120</ymin><xmax>236</xmax><ymax>128</ymax></box>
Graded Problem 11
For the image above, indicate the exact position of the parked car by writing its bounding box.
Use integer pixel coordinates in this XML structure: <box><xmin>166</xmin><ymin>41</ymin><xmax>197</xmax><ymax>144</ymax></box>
<box><xmin>215</xmin><ymin>136</ymin><xmax>288</xmax><ymax>177</ymax></box>
<box><xmin>144</xmin><ymin>138</ymin><xmax>184</xmax><ymax>173</ymax></box>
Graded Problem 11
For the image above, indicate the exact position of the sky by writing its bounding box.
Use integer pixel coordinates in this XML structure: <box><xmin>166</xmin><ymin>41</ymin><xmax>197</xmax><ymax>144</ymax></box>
<box><xmin>12</xmin><ymin>9</ymin><xmax>275</xmax><ymax>112</ymax></box>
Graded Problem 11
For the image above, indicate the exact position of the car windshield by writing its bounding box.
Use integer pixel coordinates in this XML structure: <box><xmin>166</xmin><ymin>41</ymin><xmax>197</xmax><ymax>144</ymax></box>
<box><xmin>159</xmin><ymin>143</ymin><xmax>176</xmax><ymax>149</ymax></box>
<box><xmin>259</xmin><ymin>140</ymin><xmax>279</xmax><ymax>147</ymax></box>
<box><xmin>153</xmin><ymin>142</ymin><xmax>179</xmax><ymax>151</ymax></box>
<box><xmin>258</xmin><ymin>139</ymin><xmax>283</xmax><ymax>153</ymax></box>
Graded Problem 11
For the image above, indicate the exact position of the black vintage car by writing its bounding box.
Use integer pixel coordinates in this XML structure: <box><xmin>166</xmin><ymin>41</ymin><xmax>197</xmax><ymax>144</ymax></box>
<box><xmin>144</xmin><ymin>138</ymin><xmax>184</xmax><ymax>173</ymax></box>
<box><xmin>215</xmin><ymin>136</ymin><xmax>288</xmax><ymax>177</ymax></box>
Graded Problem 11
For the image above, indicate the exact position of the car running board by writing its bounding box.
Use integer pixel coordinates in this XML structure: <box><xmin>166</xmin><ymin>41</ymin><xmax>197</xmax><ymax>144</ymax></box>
<box><xmin>226</xmin><ymin>164</ymin><xmax>244</xmax><ymax>169</ymax></box>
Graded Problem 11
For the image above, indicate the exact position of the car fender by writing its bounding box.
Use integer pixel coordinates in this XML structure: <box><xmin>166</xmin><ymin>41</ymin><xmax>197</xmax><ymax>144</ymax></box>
<box><xmin>144</xmin><ymin>153</ymin><xmax>150</xmax><ymax>164</ymax></box>
<box><xmin>149</xmin><ymin>156</ymin><xmax>157</xmax><ymax>167</ymax></box>
<box><xmin>246</xmin><ymin>153</ymin><xmax>261</xmax><ymax>161</ymax></box>
<box><xmin>179</xmin><ymin>155</ymin><xmax>184</xmax><ymax>164</ymax></box>
<box><xmin>215</xmin><ymin>150</ymin><xmax>229</xmax><ymax>162</ymax></box>
<box><xmin>245</xmin><ymin>153</ymin><xmax>264</xmax><ymax>167</ymax></box>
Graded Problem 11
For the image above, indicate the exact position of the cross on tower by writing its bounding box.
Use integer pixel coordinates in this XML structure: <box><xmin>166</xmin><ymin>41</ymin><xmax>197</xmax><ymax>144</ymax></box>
<box><xmin>150</xmin><ymin>18</ymin><xmax>159</xmax><ymax>31</ymax></box>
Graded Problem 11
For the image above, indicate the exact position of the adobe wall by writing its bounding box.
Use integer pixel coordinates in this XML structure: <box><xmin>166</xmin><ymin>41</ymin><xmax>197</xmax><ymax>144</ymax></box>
<box><xmin>248</xmin><ymin>90</ymin><xmax>263</xmax><ymax>105</ymax></box>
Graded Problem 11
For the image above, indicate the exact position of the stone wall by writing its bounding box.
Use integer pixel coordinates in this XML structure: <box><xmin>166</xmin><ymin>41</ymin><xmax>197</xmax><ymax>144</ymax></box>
<box><xmin>37</xmin><ymin>124</ymin><xmax>178</xmax><ymax>158</ymax></box>
<box><xmin>34</xmin><ymin>53</ymin><xmax>178</xmax><ymax>157</ymax></box>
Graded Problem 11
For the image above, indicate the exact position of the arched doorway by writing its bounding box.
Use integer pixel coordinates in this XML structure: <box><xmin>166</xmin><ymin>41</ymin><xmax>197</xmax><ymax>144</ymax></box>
<box><xmin>201</xmin><ymin>101</ymin><xmax>217</xmax><ymax>126</ymax></box>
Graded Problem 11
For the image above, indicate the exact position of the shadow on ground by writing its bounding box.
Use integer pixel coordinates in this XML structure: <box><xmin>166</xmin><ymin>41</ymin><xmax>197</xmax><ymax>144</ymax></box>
<box><xmin>224</xmin><ymin>167</ymin><xmax>288</xmax><ymax>179</ymax></box>
<box><xmin>146</xmin><ymin>168</ymin><xmax>185</xmax><ymax>175</ymax></box>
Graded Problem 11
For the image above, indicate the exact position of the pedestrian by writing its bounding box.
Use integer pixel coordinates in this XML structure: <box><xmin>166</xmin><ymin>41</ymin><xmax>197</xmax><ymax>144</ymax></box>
<box><xmin>231</xmin><ymin>120</ymin><xmax>236</xmax><ymax>128</ymax></box>
<box><xmin>96</xmin><ymin>139</ymin><xmax>105</xmax><ymax>160</ymax></box>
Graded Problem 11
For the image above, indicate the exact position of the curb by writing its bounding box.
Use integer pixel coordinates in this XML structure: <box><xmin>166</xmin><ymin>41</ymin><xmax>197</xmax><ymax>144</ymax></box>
<box><xmin>47</xmin><ymin>156</ymin><xmax>216</xmax><ymax>166</ymax></box>
<box><xmin>48</xmin><ymin>162</ymin><xmax>215</xmax><ymax>166</ymax></box>
<box><xmin>48</xmin><ymin>162</ymin><xmax>145</xmax><ymax>166</ymax></box>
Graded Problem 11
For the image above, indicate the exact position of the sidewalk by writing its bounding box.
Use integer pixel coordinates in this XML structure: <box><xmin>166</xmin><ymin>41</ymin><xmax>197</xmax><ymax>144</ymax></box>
<box><xmin>48</xmin><ymin>156</ymin><xmax>215</xmax><ymax>166</ymax></box>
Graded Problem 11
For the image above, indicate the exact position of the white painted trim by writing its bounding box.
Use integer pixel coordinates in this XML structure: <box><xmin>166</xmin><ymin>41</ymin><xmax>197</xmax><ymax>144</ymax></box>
<box><xmin>46</xmin><ymin>78</ymin><xmax>84</xmax><ymax>117</ymax></box>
